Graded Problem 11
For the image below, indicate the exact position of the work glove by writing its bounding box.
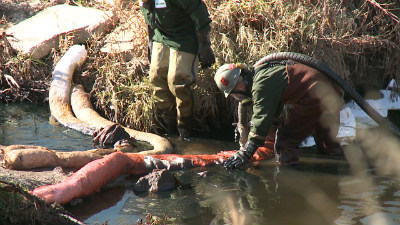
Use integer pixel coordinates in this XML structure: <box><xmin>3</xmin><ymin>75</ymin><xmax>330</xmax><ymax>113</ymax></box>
<box><xmin>224</xmin><ymin>141</ymin><xmax>258</xmax><ymax>169</ymax></box>
<box><xmin>147</xmin><ymin>25</ymin><xmax>154</xmax><ymax>62</ymax></box>
<box><xmin>178</xmin><ymin>127</ymin><xmax>191</xmax><ymax>141</ymax></box>
<box><xmin>197</xmin><ymin>31</ymin><xmax>215</xmax><ymax>69</ymax></box>
<box><xmin>93</xmin><ymin>123</ymin><xmax>130</xmax><ymax>148</ymax></box>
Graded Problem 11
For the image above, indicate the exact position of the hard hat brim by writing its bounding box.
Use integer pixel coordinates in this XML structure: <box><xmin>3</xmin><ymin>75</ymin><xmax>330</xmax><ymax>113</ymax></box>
<box><xmin>214</xmin><ymin>64</ymin><xmax>242</xmax><ymax>98</ymax></box>
<box><xmin>223</xmin><ymin>70</ymin><xmax>241</xmax><ymax>98</ymax></box>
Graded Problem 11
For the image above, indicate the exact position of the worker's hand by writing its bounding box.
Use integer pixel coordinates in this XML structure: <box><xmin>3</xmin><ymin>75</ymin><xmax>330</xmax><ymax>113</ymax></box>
<box><xmin>224</xmin><ymin>142</ymin><xmax>258</xmax><ymax>169</ymax></box>
<box><xmin>147</xmin><ymin>25</ymin><xmax>154</xmax><ymax>62</ymax></box>
<box><xmin>199</xmin><ymin>44</ymin><xmax>215</xmax><ymax>69</ymax></box>
<box><xmin>93</xmin><ymin>123</ymin><xmax>130</xmax><ymax>148</ymax></box>
<box><xmin>197</xmin><ymin>31</ymin><xmax>215</xmax><ymax>69</ymax></box>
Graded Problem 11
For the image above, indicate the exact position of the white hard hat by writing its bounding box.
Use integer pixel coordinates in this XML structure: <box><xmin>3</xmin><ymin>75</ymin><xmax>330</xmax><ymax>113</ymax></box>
<box><xmin>214</xmin><ymin>63</ymin><xmax>242</xmax><ymax>97</ymax></box>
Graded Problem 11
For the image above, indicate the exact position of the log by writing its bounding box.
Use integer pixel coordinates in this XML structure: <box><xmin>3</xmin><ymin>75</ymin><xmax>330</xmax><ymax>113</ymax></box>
<box><xmin>0</xmin><ymin>180</ymin><xmax>85</xmax><ymax>225</ymax></box>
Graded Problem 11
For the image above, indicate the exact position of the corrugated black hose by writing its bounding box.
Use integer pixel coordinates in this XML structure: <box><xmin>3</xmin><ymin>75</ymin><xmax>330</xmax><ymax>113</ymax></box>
<box><xmin>254</xmin><ymin>52</ymin><xmax>400</xmax><ymax>137</ymax></box>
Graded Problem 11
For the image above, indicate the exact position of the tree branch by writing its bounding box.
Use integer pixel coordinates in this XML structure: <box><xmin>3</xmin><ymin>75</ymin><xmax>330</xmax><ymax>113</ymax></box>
<box><xmin>366</xmin><ymin>0</ymin><xmax>400</xmax><ymax>24</ymax></box>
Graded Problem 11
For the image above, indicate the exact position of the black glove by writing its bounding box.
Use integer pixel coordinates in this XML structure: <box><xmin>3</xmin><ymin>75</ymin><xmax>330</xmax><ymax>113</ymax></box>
<box><xmin>224</xmin><ymin>141</ymin><xmax>258</xmax><ymax>169</ymax></box>
<box><xmin>93</xmin><ymin>123</ymin><xmax>130</xmax><ymax>148</ymax></box>
<box><xmin>197</xmin><ymin>31</ymin><xmax>215</xmax><ymax>69</ymax></box>
<box><xmin>147</xmin><ymin>25</ymin><xmax>154</xmax><ymax>62</ymax></box>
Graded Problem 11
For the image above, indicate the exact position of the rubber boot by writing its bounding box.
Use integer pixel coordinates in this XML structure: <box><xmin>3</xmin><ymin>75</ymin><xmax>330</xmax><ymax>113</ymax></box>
<box><xmin>274</xmin><ymin>129</ymin><xmax>301</xmax><ymax>166</ymax></box>
<box><xmin>154</xmin><ymin>108</ymin><xmax>177</xmax><ymax>135</ymax></box>
<box><xmin>275</xmin><ymin>145</ymin><xmax>300</xmax><ymax>166</ymax></box>
<box><xmin>313</xmin><ymin>124</ymin><xmax>343</xmax><ymax>156</ymax></box>
<box><xmin>177</xmin><ymin>116</ymin><xmax>194</xmax><ymax>141</ymax></box>
<box><xmin>314</xmin><ymin>135</ymin><xmax>343</xmax><ymax>156</ymax></box>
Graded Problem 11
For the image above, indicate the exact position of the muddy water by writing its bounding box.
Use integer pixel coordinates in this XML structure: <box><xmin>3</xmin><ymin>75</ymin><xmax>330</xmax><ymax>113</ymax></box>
<box><xmin>2</xmin><ymin>103</ymin><xmax>400</xmax><ymax>225</ymax></box>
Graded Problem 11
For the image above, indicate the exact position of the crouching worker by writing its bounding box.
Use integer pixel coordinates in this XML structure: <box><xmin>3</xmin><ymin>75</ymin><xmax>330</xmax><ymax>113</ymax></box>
<box><xmin>140</xmin><ymin>0</ymin><xmax>215</xmax><ymax>140</ymax></box>
<box><xmin>214</xmin><ymin>57</ymin><xmax>344</xmax><ymax>168</ymax></box>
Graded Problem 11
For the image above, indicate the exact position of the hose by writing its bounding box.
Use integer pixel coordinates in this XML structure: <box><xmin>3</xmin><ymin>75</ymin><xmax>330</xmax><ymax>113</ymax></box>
<box><xmin>254</xmin><ymin>52</ymin><xmax>400</xmax><ymax>137</ymax></box>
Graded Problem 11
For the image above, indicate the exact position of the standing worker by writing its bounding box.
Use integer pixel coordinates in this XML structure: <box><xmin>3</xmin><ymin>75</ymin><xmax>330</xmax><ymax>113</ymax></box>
<box><xmin>140</xmin><ymin>0</ymin><xmax>215</xmax><ymax>139</ymax></box>
<box><xmin>214</xmin><ymin>56</ymin><xmax>344</xmax><ymax>168</ymax></box>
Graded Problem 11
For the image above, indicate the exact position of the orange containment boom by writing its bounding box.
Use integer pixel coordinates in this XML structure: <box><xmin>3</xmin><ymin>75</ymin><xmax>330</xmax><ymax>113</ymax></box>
<box><xmin>31</xmin><ymin>144</ymin><xmax>274</xmax><ymax>204</ymax></box>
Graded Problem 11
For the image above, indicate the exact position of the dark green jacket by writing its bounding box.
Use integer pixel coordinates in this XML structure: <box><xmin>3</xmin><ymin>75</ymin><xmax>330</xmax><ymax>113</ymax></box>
<box><xmin>140</xmin><ymin>0</ymin><xmax>212</xmax><ymax>54</ymax></box>
<box><xmin>248</xmin><ymin>64</ymin><xmax>288</xmax><ymax>146</ymax></box>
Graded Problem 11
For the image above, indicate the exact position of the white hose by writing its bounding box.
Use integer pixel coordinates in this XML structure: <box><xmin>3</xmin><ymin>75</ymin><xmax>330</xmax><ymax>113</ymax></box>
<box><xmin>50</xmin><ymin>45</ymin><xmax>172</xmax><ymax>154</ymax></box>
<box><xmin>49</xmin><ymin>45</ymin><xmax>95</xmax><ymax>135</ymax></box>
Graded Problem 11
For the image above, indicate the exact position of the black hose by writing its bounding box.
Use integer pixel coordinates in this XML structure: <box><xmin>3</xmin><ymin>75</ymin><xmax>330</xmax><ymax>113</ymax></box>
<box><xmin>254</xmin><ymin>52</ymin><xmax>400</xmax><ymax>137</ymax></box>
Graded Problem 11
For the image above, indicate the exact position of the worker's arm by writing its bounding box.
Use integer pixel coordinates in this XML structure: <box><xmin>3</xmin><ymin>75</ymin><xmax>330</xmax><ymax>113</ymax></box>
<box><xmin>173</xmin><ymin>0</ymin><xmax>215</xmax><ymax>68</ymax></box>
<box><xmin>224</xmin><ymin>66</ymin><xmax>288</xmax><ymax>169</ymax></box>
<box><xmin>173</xmin><ymin>0</ymin><xmax>211</xmax><ymax>32</ymax></box>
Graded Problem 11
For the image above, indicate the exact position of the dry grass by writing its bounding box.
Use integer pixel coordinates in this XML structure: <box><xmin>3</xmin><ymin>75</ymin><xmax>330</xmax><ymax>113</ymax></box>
<box><xmin>0</xmin><ymin>34</ymin><xmax>51</xmax><ymax>102</ymax></box>
<box><xmin>1</xmin><ymin>0</ymin><xmax>400</xmax><ymax>131</ymax></box>
<box><xmin>208</xmin><ymin>0</ymin><xmax>400</xmax><ymax>88</ymax></box>
<box><xmin>2</xmin><ymin>2</ymin><xmax>400</xmax><ymax>223</ymax></box>
<box><xmin>89</xmin><ymin>0</ymin><xmax>400</xmax><ymax>131</ymax></box>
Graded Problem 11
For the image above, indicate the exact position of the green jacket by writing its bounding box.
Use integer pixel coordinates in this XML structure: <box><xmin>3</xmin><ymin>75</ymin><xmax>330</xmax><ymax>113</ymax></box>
<box><xmin>140</xmin><ymin>0</ymin><xmax>212</xmax><ymax>54</ymax></box>
<box><xmin>248</xmin><ymin>64</ymin><xmax>288</xmax><ymax>146</ymax></box>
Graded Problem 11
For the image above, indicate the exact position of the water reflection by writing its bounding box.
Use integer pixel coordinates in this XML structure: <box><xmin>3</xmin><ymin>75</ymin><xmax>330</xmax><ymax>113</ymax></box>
<box><xmin>0</xmin><ymin>103</ymin><xmax>93</xmax><ymax>151</ymax></box>
<box><xmin>337</xmin><ymin>175</ymin><xmax>400</xmax><ymax>225</ymax></box>
<box><xmin>67</xmin><ymin>157</ymin><xmax>400</xmax><ymax>225</ymax></box>
<box><xmin>186</xmin><ymin>161</ymin><xmax>345</xmax><ymax>225</ymax></box>
<box><xmin>2</xmin><ymin>103</ymin><xmax>400</xmax><ymax>225</ymax></box>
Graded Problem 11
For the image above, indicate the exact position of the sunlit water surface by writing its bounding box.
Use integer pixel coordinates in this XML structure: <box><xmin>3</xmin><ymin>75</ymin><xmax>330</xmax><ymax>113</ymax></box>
<box><xmin>1</xmin><ymin>103</ymin><xmax>400</xmax><ymax>225</ymax></box>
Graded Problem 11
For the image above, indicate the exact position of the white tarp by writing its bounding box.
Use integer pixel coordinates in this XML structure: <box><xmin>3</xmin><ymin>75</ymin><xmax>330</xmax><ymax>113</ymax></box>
<box><xmin>6</xmin><ymin>5</ymin><xmax>116</xmax><ymax>58</ymax></box>
<box><xmin>301</xmin><ymin>82</ymin><xmax>400</xmax><ymax>147</ymax></box>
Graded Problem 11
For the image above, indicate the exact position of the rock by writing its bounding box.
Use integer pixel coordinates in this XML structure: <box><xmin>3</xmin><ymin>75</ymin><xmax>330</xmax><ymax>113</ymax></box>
<box><xmin>133</xmin><ymin>169</ymin><xmax>178</xmax><ymax>192</ymax></box>
<box><xmin>5</xmin><ymin>4</ymin><xmax>117</xmax><ymax>58</ymax></box>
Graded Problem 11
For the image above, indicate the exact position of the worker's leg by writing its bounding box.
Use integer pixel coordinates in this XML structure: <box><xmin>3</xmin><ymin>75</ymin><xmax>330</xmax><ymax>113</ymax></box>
<box><xmin>278</xmin><ymin>62</ymin><xmax>344</xmax><ymax>163</ymax></box>
<box><xmin>275</xmin><ymin>102</ymin><xmax>321</xmax><ymax>165</ymax></box>
<box><xmin>311</xmin><ymin>80</ymin><xmax>343</xmax><ymax>155</ymax></box>
<box><xmin>168</xmin><ymin>48</ymin><xmax>199</xmax><ymax>138</ymax></box>
<box><xmin>149</xmin><ymin>42</ymin><xmax>176</xmax><ymax>133</ymax></box>
<box><xmin>313</xmin><ymin>123</ymin><xmax>343</xmax><ymax>155</ymax></box>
